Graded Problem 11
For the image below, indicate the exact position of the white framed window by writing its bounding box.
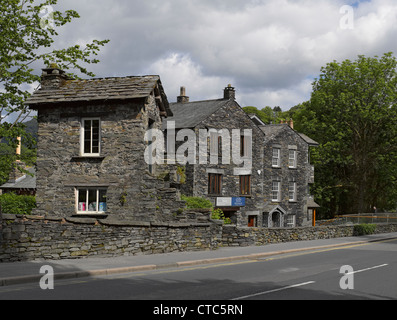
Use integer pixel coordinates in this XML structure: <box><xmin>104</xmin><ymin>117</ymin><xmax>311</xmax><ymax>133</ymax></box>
<box><xmin>289</xmin><ymin>149</ymin><xmax>297</xmax><ymax>168</ymax></box>
<box><xmin>272</xmin><ymin>181</ymin><xmax>281</xmax><ymax>202</ymax></box>
<box><xmin>272</xmin><ymin>148</ymin><xmax>281</xmax><ymax>167</ymax></box>
<box><xmin>289</xmin><ymin>181</ymin><xmax>297</xmax><ymax>202</ymax></box>
<box><xmin>76</xmin><ymin>188</ymin><xmax>107</xmax><ymax>214</ymax></box>
<box><xmin>81</xmin><ymin>118</ymin><xmax>101</xmax><ymax>156</ymax></box>
<box><xmin>286</xmin><ymin>215</ymin><xmax>296</xmax><ymax>227</ymax></box>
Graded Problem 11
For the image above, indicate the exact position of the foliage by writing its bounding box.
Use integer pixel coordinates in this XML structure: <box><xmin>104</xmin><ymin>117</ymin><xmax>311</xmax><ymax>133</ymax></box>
<box><xmin>294</xmin><ymin>53</ymin><xmax>397</xmax><ymax>216</ymax></box>
<box><xmin>353</xmin><ymin>224</ymin><xmax>376</xmax><ymax>236</ymax></box>
<box><xmin>0</xmin><ymin>0</ymin><xmax>109</xmax><ymax>174</ymax></box>
<box><xmin>243</xmin><ymin>106</ymin><xmax>291</xmax><ymax>124</ymax></box>
<box><xmin>211</xmin><ymin>208</ymin><xmax>232</xmax><ymax>224</ymax></box>
<box><xmin>181</xmin><ymin>195</ymin><xmax>213</xmax><ymax>209</ymax></box>
<box><xmin>0</xmin><ymin>193</ymin><xmax>36</xmax><ymax>215</ymax></box>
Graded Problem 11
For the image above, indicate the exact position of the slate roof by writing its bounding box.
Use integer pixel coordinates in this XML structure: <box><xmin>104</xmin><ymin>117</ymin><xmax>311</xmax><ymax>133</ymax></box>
<box><xmin>0</xmin><ymin>167</ymin><xmax>36</xmax><ymax>190</ymax></box>
<box><xmin>162</xmin><ymin>99</ymin><xmax>229</xmax><ymax>129</ymax></box>
<box><xmin>25</xmin><ymin>74</ymin><xmax>172</xmax><ymax>116</ymax></box>
<box><xmin>259</xmin><ymin>124</ymin><xmax>319</xmax><ymax>146</ymax></box>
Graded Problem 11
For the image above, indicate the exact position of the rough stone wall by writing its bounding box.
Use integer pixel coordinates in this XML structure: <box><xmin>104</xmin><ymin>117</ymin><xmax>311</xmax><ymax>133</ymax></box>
<box><xmin>0</xmin><ymin>214</ymin><xmax>221</xmax><ymax>262</ymax></box>
<box><xmin>1</xmin><ymin>214</ymin><xmax>397</xmax><ymax>262</ymax></box>
<box><xmin>35</xmin><ymin>95</ymin><xmax>176</xmax><ymax>221</ymax></box>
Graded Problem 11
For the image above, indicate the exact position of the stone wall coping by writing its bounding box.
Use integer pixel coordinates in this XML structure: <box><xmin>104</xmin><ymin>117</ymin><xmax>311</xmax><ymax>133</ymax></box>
<box><xmin>1</xmin><ymin>214</ymin><xmax>214</xmax><ymax>228</ymax></box>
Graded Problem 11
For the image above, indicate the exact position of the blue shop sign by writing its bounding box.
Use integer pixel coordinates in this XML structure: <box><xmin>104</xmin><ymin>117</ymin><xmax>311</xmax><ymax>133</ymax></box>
<box><xmin>231</xmin><ymin>197</ymin><xmax>246</xmax><ymax>207</ymax></box>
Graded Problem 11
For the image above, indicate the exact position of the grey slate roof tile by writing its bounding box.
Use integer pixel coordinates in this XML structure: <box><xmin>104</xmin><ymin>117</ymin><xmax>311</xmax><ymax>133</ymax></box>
<box><xmin>25</xmin><ymin>75</ymin><xmax>162</xmax><ymax>105</ymax></box>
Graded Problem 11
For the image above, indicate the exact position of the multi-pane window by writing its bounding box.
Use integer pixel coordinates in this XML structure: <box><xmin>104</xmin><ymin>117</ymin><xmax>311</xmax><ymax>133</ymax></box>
<box><xmin>289</xmin><ymin>149</ymin><xmax>297</xmax><ymax>168</ymax></box>
<box><xmin>272</xmin><ymin>181</ymin><xmax>281</xmax><ymax>202</ymax></box>
<box><xmin>81</xmin><ymin>118</ymin><xmax>100</xmax><ymax>156</ymax></box>
<box><xmin>77</xmin><ymin>188</ymin><xmax>107</xmax><ymax>213</ymax></box>
<box><xmin>289</xmin><ymin>181</ymin><xmax>297</xmax><ymax>202</ymax></box>
<box><xmin>286</xmin><ymin>215</ymin><xmax>296</xmax><ymax>227</ymax></box>
<box><xmin>272</xmin><ymin>148</ymin><xmax>281</xmax><ymax>167</ymax></box>
<box><xmin>239</xmin><ymin>175</ymin><xmax>251</xmax><ymax>195</ymax></box>
<box><xmin>208</xmin><ymin>173</ymin><xmax>222</xmax><ymax>195</ymax></box>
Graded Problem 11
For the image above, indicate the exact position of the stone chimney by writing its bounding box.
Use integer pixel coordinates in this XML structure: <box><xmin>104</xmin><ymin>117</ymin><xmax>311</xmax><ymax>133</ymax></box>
<box><xmin>8</xmin><ymin>137</ymin><xmax>25</xmax><ymax>183</ymax></box>
<box><xmin>16</xmin><ymin>136</ymin><xmax>22</xmax><ymax>159</ymax></box>
<box><xmin>177</xmin><ymin>86</ymin><xmax>189</xmax><ymax>103</ymax></box>
<box><xmin>224</xmin><ymin>84</ymin><xmax>236</xmax><ymax>100</ymax></box>
<box><xmin>288</xmin><ymin>119</ymin><xmax>294</xmax><ymax>129</ymax></box>
<box><xmin>40</xmin><ymin>64</ymin><xmax>68</xmax><ymax>90</ymax></box>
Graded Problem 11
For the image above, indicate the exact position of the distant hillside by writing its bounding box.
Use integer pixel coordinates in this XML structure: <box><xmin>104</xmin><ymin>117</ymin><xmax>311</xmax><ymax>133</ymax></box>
<box><xmin>24</xmin><ymin>119</ymin><xmax>38</xmax><ymax>142</ymax></box>
<box><xmin>0</xmin><ymin>119</ymin><xmax>38</xmax><ymax>145</ymax></box>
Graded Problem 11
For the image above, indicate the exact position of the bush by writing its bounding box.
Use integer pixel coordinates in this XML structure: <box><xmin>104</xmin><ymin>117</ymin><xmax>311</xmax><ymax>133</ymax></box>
<box><xmin>0</xmin><ymin>193</ymin><xmax>36</xmax><ymax>215</ymax></box>
<box><xmin>353</xmin><ymin>224</ymin><xmax>376</xmax><ymax>236</ymax></box>
<box><xmin>181</xmin><ymin>195</ymin><xmax>213</xmax><ymax>209</ymax></box>
<box><xmin>211</xmin><ymin>208</ymin><xmax>232</xmax><ymax>225</ymax></box>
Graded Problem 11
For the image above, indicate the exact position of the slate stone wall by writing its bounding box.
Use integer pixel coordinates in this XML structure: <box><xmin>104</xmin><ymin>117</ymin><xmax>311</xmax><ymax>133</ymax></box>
<box><xmin>2</xmin><ymin>213</ymin><xmax>397</xmax><ymax>263</ymax></box>
<box><xmin>0</xmin><ymin>214</ymin><xmax>221</xmax><ymax>262</ymax></box>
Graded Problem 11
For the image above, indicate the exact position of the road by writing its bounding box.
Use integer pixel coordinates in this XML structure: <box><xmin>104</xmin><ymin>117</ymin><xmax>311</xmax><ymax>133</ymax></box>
<box><xmin>0</xmin><ymin>238</ymin><xmax>396</xmax><ymax>301</ymax></box>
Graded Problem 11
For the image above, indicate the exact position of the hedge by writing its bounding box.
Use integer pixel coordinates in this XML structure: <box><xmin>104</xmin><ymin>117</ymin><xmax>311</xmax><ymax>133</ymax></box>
<box><xmin>0</xmin><ymin>193</ymin><xmax>36</xmax><ymax>215</ymax></box>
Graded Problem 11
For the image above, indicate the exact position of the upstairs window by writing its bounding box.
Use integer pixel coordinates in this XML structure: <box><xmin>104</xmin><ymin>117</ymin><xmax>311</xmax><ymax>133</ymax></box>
<box><xmin>289</xmin><ymin>149</ymin><xmax>297</xmax><ymax>168</ymax></box>
<box><xmin>81</xmin><ymin>118</ymin><xmax>101</xmax><ymax>156</ymax></box>
<box><xmin>240</xmin><ymin>134</ymin><xmax>252</xmax><ymax>158</ymax></box>
<box><xmin>272</xmin><ymin>181</ymin><xmax>281</xmax><ymax>202</ymax></box>
<box><xmin>239</xmin><ymin>175</ymin><xmax>251</xmax><ymax>195</ymax></box>
<box><xmin>208</xmin><ymin>173</ymin><xmax>222</xmax><ymax>195</ymax></box>
<box><xmin>272</xmin><ymin>148</ymin><xmax>281</xmax><ymax>167</ymax></box>
<box><xmin>289</xmin><ymin>181</ymin><xmax>297</xmax><ymax>202</ymax></box>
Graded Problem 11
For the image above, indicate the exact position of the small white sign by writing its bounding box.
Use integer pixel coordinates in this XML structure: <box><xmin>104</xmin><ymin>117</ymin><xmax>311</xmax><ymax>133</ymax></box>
<box><xmin>216</xmin><ymin>197</ymin><xmax>232</xmax><ymax>207</ymax></box>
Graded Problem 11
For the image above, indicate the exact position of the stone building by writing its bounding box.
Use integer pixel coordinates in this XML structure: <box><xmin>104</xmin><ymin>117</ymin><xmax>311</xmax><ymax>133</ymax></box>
<box><xmin>24</xmin><ymin>66</ymin><xmax>318</xmax><ymax>228</ymax></box>
<box><xmin>163</xmin><ymin>87</ymin><xmax>319</xmax><ymax>228</ymax></box>
<box><xmin>259</xmin><ymin>122</ymin><xmax>319</xmax><ymax>227</ymax></box>
<box><xmin>162</xmin><ymin>86</ymin><xmax>265</xmax><ymax>226</ymax></box>
<box><xmin>25</xmin><ymin>67</ymin><xmax>180</xmax><ymax>222</ymax></box>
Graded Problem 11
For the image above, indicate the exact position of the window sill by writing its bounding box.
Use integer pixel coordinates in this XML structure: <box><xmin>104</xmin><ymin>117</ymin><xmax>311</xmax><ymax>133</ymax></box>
<box><xmin>74</xmin><ymin>213</ymin><xmax>108</xmax><ymax>217</ymax></box>
<box><xmin>71</xmin><ymin>156</ymin><xmax>106</xmax><ymax>162</ymax></box>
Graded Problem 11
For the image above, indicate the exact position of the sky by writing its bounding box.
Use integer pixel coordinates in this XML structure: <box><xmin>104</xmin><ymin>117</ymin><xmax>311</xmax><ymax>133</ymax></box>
<box><xmin>29</xmin><ymin>0</ymin><xmax>397</xmax><ymax>110</ymax></box>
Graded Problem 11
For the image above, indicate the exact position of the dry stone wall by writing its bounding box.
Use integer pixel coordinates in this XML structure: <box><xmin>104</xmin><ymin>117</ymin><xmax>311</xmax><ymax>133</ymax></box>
<box><xmin>1</xmin><ymin>214</ymin><xmax>397</xmax><ymax>262</ymax></box>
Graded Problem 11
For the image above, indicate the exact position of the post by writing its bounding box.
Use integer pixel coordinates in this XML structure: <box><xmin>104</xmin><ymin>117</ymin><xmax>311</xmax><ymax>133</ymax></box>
<box><xmin>312</xmin><ymin>209</ymin><xmax>316</xmax><ymax>227</ymax></box>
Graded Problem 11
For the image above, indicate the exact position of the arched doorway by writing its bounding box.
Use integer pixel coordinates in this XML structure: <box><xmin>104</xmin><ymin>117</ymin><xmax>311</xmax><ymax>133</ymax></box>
<box><xmin>266</xmin><ymin>205</ymin><xmax>286</xmax><ymax>228</ymax></box>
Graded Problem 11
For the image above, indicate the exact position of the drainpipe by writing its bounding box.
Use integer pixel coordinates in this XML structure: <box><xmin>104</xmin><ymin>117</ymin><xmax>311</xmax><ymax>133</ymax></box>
<box><xmin>312</xmin><ymin>209</ymin><xmax>316</xmax><ymax>227</ymax></box>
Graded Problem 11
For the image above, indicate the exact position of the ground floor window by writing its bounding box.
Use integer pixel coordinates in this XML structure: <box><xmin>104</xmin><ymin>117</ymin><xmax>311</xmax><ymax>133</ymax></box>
<box><xmin>286</xmin><ymin>215</ymin><xmax>296</xmax><ymax>227</ymax></box>
<box><xmin>76</xmin><ymin>188</ymin><xmax>107</xmax><ymax>214</ymax></box>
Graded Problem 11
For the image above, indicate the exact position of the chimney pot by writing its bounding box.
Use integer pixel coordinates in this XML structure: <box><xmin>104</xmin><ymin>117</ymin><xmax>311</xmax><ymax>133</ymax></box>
<box><xmin>289</xmin><ymin>118</ymin><xmax>294</xmax><ymax>129</ymax></box>
<box><xmin>177</xmin><ymin>86</ymin><xmax>189</xmax><ymax>103</ymax></box>
<box><xmin>40</xmin><ymin>65</ymin><xmax>68</xmax><ymax>90</ymax></box>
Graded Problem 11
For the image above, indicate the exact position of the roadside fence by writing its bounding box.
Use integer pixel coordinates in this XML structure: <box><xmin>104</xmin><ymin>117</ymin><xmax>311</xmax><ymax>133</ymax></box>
<box><xmin>317</xmin><ymin>213</ymin><xmax>397</xmax><ymax>226</ymax></box>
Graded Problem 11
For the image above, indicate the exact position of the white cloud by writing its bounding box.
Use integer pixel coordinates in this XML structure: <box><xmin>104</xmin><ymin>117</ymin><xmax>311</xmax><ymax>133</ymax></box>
<box><xmin>145</xmin><ymin>53</ymin><xmax>231</xmax><ymax>103</ymax></box>
<box><xmin>41</xmin><ymin>0</ymin><xmax>397</xmax><ymax>109</ymax></box>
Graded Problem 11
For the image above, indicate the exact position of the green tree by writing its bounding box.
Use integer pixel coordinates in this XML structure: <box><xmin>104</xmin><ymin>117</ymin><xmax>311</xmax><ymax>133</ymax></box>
<box><xmin>0</xmin><ymin>0</ymin><xmax>109</xmax><ymax>180</ymax></box>
<box><xmin>296</xmin><ymin>53</ymin><xmax>397</xmax><ymax>216</ymax></box>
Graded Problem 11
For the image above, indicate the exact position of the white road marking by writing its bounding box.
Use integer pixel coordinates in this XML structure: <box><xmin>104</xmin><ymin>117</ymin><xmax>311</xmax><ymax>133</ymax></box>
<box><xmin>346</xmin><ymin>264</ymin><xmax>389</xmax><ymax>275</ymax></box>
<box><xmin>231</xmin><ymin>281</ymin><xmax>316</xmax><ymax>300</ymax></box>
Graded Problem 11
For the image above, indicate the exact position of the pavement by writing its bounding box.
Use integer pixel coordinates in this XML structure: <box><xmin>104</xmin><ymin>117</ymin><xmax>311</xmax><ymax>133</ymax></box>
<box><xmin>1</xmin><ymin>232</ymin><xmax>397</xmax><ymax>287</ymax></box>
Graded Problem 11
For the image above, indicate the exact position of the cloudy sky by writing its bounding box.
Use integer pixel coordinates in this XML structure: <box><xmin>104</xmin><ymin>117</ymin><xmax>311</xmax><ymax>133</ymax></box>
<box><xmin>37</xmin><ymin>0</ymin><xmax>397</xmax><ymax>110</ymax></box>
